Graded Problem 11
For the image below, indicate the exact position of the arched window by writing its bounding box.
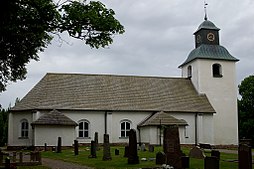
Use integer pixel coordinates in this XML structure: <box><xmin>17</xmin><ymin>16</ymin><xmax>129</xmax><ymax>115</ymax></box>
<box><xmin>212</xmin><ymin>63</ymin><xmax>222</xmax><ymax>77</ymax></box>
<box><xmin>20</xmin><ymin>119</ymin><xmax>29</xmax><ymax>138</ymax></box>
<box><xmin>78</xmin><ymin>120</ymin><xmax>90</xmax><ymax>138</ymax></box>
<box><xmin>120</xmin><ymin>120</ymin><xmax>131</xmax><ymax>137</ymax></box>
<box><xmin>187</xmin><ymin>65</ymin><xmax>192</xmax><ymax>78</ymax></box>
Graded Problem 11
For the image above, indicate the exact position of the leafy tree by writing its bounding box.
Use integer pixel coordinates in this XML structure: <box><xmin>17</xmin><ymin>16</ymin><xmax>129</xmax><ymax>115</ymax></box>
<box><xmin>0</xmin><ymin>0</ymin><xmax>124</xmax><ymax>92</ymax></box>
<box><xmin>238</xmin><ymin>75</ymin><xmax>254</xmax><ymax>144</ymax></box>
<box><xmin>0</xmin><ymin>108</ymin><xmax>9</xmax><ymax>146</ymax></box>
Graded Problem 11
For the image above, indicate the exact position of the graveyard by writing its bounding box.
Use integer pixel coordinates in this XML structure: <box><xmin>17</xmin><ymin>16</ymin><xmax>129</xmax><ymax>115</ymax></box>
<box><xmin>1</xmin><ymin>128</ymin><xmax>253</xmax><ymax>169</ymax></box>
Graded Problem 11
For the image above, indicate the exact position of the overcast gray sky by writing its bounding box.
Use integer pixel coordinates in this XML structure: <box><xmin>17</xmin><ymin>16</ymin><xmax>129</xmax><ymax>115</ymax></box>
<box><xmin>1</xmin><ymin>0</ymin><xmax>254</xmax><ymax>108</ymax></box>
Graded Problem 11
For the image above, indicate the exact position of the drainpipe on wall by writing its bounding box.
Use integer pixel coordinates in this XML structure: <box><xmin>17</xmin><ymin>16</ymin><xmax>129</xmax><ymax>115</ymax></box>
<box><xmin>137</xmin><ymin>127</ymin><xmax>141</xmax><ymax>145</ymax></box>
<box><xmin>104</xmin><ymin>111</ymin><xmax>107</xmax><ymax>134</ymax></box>
<box><xmin>195</xmin><ymin>113</ymin><xmax>198</xmax><ymax>146</ymax></box>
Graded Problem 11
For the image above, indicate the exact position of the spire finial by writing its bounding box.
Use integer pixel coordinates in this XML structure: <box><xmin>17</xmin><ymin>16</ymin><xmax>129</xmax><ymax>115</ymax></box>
<box><xmin>204</xmin><ymin>1</ymin><xmax>208</xmax><ymax>20</ymax></box>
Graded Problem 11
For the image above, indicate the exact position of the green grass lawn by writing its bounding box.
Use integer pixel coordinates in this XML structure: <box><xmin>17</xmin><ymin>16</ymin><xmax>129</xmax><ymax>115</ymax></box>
<box><xmin>40</xmin><ymin>146</ymin><xmax>250</xmax><ymax>169</ymax></box>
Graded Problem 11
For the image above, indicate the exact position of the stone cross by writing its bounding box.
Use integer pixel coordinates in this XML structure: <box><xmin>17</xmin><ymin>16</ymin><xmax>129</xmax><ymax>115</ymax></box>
<box><xmin>163</xmin><ymin>126</ymin><xmax>182</xmax><ymax>169</ymax></box>
<box><xmin>102</xmin><ymin>134</ymin><xmax>112</xmax><ymax>160</ymax></box>
<box><xmin>128</xmin><ymin>129</ymin><xmax>139</xmax><ymax>164</ymax></box>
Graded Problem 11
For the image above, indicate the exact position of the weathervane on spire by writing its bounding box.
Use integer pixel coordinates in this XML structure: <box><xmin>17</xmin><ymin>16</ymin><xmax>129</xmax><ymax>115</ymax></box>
<box><xmin>204</xmin><ymin>1</ymin><xmax>208</xmax><ymax>20</ymax></box>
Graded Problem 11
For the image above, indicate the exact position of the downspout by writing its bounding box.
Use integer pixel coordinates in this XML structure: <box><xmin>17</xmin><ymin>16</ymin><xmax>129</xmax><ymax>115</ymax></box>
<box><xmin>137</xmin><ymin>127</ymin><xmax>141</xmax><ymax>146</ymax></box>
<box><xmin>195</xmin><ymin>113</ymin><xmax>198</xmax><ymax>146</ymax></box>
<box><xmin>104</xmin><ymin>111</ymin><xmax>107</xmax><ymax>134</ymax></box>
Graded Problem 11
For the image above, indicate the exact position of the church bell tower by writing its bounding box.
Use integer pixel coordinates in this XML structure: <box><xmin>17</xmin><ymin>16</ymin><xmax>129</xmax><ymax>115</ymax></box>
<box><xmin>179</xmin><ymin>16</ymin><xmax>239</xmax><ymax>145</ymax></box>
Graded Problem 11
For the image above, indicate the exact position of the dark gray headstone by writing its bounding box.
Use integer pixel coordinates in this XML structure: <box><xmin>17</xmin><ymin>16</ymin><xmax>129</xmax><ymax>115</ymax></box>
<box><xmin>189</xmin><ymin>146</ymin><xmax>205</xmax><ymax>159</ymax></box>
<box><xmin>89</xmin><ymin>140</ymin><xmax>97</xmax><ymax>158</ymax></box>
<box><xmin>238</xmin><ymin>143</ymin><xmax>252</xmax><ymax>169</ymax></box>
<box><xmin>94</xmin><ymin>132</ymin><xmax>99</xmax><ymax>151</ymax></box>
<box><xmin>149</xmin><ymin>145</ymin><xmax>154</xmax><ymax>152</ymax></box>
<box><xmin>204</xmin><ymin>156</ymin><xmax>219</xmax><ymax>169</ymax></box>
<box><xmin>57</xmin><ymin>137</ymin><xmax>62</xmax><ymax>153</ymax></box>
<box><xmin>74</xmin><ymin>140</ymin><xmax>79</xmax><ymax>155</ymax></box>
<box><xmin>103</xmin><ymin>134</ymin><xmax>112</xmax><ymax>161</ymax></box>
<box><xmin>0</xmin><ymin>151</ymin><xmax>3</xmax><ymax>165</ymax></box>
<box><xmin>44</xmin><ymin>143</ymin><xmax>47</xmax><ymax>151</ymax></box>
<box><xmin>124</xmin><ymin>146</ymin><xmax>129</xmax><ymax>157</ymax></box>
<box><xmin>163</xmin><ymin>126</ymin><xmax>182</xmax><ymax>169</ymax></box>
<box><xmin>5</xmin><ymin>157</ymin><xmax>10</xmax><ymax>169</ymax></box>
<box><xmin>211</xmin><ymin>150</ymin><xmax>220</xmax><ymax>160</ymax></box>
<box><xmin>19</xmin><ymin>152</ymin><xmax>23</xmax><ymax>163</ymax></box>
<box><xmin>128</xmin><ymin>129</ymin><xmax>139</xmax><ymax>164</ymax></box>
<box><xmin>181</xmin><ymin>156</ymin><xmax>189</xmax><ymax>169</ymax></box>
<box><xmin>156</xmin><ymin>151</ymin><xmax>166</xmax><ymax>165</ymax></box>
<box><xmin>115</xmin><ymin>149</ymin><xmax>119</xmax><ymax>155</ymax></box>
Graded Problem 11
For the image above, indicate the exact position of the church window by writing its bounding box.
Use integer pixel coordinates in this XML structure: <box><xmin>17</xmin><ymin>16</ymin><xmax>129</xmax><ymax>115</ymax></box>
<box><xmin>20</xmin><ymin>119</ymin><xmax>29</xmax><ymax>138</ymax></box>
<box><xmin>78</xmin><ymin>120</ymin><xmax>90</xmax><ymax>138</ymax></box>
<box><xmin>212</xmin><ymin>63</ymin><xmax>222</xmax><ymax>77</ymax></box>
<box><xmin>120</xmin><ymin>120</ymin><xmax>131</xmax><ymax>138</ymax></box>
<box><xmin>187</xmin><ymin>65</ymin><xmax>192</xmax><ymax>78</ymax></box>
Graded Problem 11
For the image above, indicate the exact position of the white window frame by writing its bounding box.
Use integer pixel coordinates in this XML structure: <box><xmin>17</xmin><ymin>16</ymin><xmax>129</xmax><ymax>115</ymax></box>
<box><xmin>20</xmin><ymin>119</ymin><xmax>29</xmax><ymax>138</ymax></box>
<box><xmin>120</xmin><ymin>120</ymin><xmax>131</xmax><ymax>138</ymax></box>
<box><xmin>78</xmin><ymin>120</ymin><xmax>90</xmax><ymax>138</ymax></box>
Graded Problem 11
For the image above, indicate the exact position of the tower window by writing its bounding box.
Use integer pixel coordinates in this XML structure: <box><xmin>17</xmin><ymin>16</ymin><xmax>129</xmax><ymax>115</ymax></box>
<box><xmin>212</xmin><ymin>64</ymin><xmax>222</xmax><ymax>77</ymax></box>
<box><xmin>187</xmin><ymin>65</ymin><xmax>192</xmax><ymax>78</ymax></box>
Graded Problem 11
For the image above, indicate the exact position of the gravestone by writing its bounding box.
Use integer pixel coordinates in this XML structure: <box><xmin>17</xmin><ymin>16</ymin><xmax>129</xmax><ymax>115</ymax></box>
<box><xmin>189</xmin><ymin>146</ymin><xmax>205</xmax><ymax>159</ymax></box>
<box><xmin>141</xmin><ymin>143</ymin><xmax>146</xmax><ymax>151</ymax></box>
<box><xmin>211</xmin><ymin>150</ymin><xmax>220</xmax><ymax>160</ymax></box>
<box><xmin>102</xmin><ymin>134</ymin><xmax>112</xmax><ymax>161</ymax></box>
<box><xmin>204</xmin><ymin>156</ymin><xmax>219</xmax><ymax>169</ymax></box>
<box><xmin>149</xmin><ymin>145</ymin><xmax>154</xmax><ymax>152</ymax></box>
<box><xmin>238</xmin><ymin>143</ymin><xmax>252</xmax><ymax>169</ymax></box>
<box><xmin>89</xmin><ymin>141</ymin><xmax>97</xmax><ymax>158</ymax></box>
<box><xmin>44</xmin><ymin>143</ymin><xmax>47</xmax><ymax>151</ymax></box>
<box><xmin>156</xmin><ymin>151</ymin><xmax>166</xmax><ymax>164</ymax></box>
<box><xmin>115</xmin><ymin>149</ymin><xmax>119</xmax><ymax>155</ymax></box>
<box><xmin>181</xmin><ymin>156</ymin><xmax>190</xmax><ymax>169</ymax></box>
<box><xmin>57</xmin><ymin>137</ymin><xmax>62</xmax><ymax>153</ymax></box>
<box><xmin>124</xmin><ymin>146</ymin><xmax>129</xmax><ymax>157</ymax></box>
<box><xmin>128</xmin><ymin>129</ymin><xmax>139</xmax><ymax>164</ymax></box>
<box><xmin>5</xmin><ymin>157</ymin><xmax>10</xmax><ymax>169</ymax></box>
<box><xmin>94</xmin><ymin>132</ymin><xmax>99</xmax><ymax>151</ymax></box>
<box><xmin>13</xmin><ymin>152</ymin><xmax>16</xmax><ymax>163</ymax></box>
<box><xmin>163</xmin><ymin>126</ymin><xmax>182</xmax><ymax>169</ymax></box>
<box><xmin>19</xmin><ymin>152</ymin><xmax>23</xmax><ymax>163</ymax></box>
<box><xmin>74</xmin><ymin>140</ymin><xmax>79</xmax><ymax>155</ymax></box>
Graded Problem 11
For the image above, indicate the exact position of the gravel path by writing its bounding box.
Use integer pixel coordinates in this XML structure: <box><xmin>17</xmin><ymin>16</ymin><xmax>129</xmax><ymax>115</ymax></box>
<box><xmin>42</xmin><ymin>158</ymin><xmax>94</xmax><ymax>169</ymax></box>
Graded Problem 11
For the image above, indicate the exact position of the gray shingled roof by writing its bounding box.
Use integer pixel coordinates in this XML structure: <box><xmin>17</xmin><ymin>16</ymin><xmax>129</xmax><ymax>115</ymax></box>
<box><xmin>179</xmin><ymin>44</ymin><xmax>239</xmax><ymax>67</ymax></box>
<box><xmin>138</xmin><ymin>111</ymin><xmax>188</xmax><ymax>127</ymax></box>
<box><xmin>12</xmin><ymin>73</ymin><xmax>215</xmax><ymax>113</ymax></box>
<box><xmin>31</xmin><ymin>109</ymin><xmax>77</xmax><ymax>126</ymax></box>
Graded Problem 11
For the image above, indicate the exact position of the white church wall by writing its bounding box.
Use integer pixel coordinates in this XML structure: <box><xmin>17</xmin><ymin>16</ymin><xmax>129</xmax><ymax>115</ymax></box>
<box><xmin>8</xmin><ymin>111</ymin><xmax>33</xmax><ymax>146</ymax></box>
<box><xmin>63</xmin><ymin>110</ymin><xmax>105</xmax><ymax>144</ymax></box>
<box><xmin>110</xmin><ymin>111</ymin><xmax>152</xmax><ymax>143</ymax></box>
<box><xmin>34</xmin><ymin>125</ymin><xmax>75</xmax><ymax>146</ymax></box>
<box><xmin>196</xmin><ymin>60</ymin><xmax>238</xmax><ymax>145</ymax></box>
<box><xmin>182</xmin><ymin>59</ymin><xmax>238</xmax><ymax>145</ymax></box>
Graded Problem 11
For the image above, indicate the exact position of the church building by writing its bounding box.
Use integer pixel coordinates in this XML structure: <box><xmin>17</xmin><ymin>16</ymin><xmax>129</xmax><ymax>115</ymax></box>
<box><xmin>8</xmin><ymin>17</ymin><xmax>239</xmax><ymax>148</ymax></box>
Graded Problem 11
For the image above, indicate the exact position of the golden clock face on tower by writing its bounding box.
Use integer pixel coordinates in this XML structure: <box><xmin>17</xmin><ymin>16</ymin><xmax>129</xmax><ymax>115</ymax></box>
<box><xmin>207</xmin><ymin>33</ymin><xmax>215</xmax><ymax>42</ymax></box>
